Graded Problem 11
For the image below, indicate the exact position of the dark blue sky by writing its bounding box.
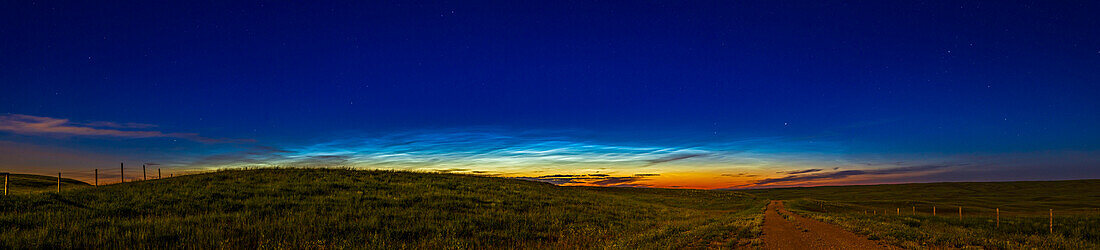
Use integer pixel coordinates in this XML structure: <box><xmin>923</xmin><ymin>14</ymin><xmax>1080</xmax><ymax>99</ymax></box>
<box><xmin>1</xmin><ymin>1</ymin><xmax>1098</xmax><ymax>188</ymax></box>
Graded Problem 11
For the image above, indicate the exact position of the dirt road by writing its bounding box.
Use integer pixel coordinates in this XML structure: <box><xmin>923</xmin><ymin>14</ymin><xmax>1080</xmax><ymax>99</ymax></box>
<box><xmin>762</xmin><ymin>200</ymin><xmax>893</xmax><ymax>250</ymax></box>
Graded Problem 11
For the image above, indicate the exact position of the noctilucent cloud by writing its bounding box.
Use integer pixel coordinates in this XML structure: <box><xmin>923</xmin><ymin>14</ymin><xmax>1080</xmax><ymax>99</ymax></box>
<box><xmin>2</xmin><ymin>1</ymin><xmax>1098</xmax><ymax>189</ymax></box>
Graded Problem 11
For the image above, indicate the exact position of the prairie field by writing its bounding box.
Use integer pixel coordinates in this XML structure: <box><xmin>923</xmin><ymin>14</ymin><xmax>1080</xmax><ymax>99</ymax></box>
<box><xmin>3</xmin><ymin>169</ymin><xmax>1099</xmax><ymax>249</ymax></box>
<box><xmin>746</xmin><ymin>180</ymin><xmax>1100</xmax><ymax>249</ymax></box>
<box><xmin>0</xmin><ymin>169</ymin><xmax>765</xmax><ymax>249</ymax></box>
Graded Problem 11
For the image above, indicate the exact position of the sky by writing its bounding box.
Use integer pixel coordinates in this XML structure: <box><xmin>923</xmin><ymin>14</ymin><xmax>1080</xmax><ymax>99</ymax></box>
<box><xmin>1</xmin><ymin>1</ymin><xmax>1098</xmax><ymax>189</ymax></box>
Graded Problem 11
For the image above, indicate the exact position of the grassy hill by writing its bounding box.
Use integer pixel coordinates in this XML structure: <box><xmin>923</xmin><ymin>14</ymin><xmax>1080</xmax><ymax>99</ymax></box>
<box><xmin>2</xmin><ymin>173</ymin><xmax>91</xmax><ymax>194</ymax></box>
<box><xmin>3</xmin><ymin>169</ymin><xmax>1098</xmax><ymax>249</ymax></box>
<box><xmin>0</xmin><ymin>169</ymin><xmax>765</xmax><ymax>249</ymax></box>
<box><xmin>746</xmin><ymin>180</ymin><xmax>1100</xmax><ymax>248</ymax></box>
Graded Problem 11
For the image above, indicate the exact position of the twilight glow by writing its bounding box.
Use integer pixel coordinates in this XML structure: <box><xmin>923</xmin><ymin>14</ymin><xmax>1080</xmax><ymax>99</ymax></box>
<box><xmin>2</xmin><ymin>1</ymin><xmax>1098</xmax><ymax>189</ymax></box>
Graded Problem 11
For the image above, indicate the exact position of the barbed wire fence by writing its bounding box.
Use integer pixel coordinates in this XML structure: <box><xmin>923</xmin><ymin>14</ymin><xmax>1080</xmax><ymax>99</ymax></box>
<box><xmin>0</xmin><ymin>163</ymin><xmax>225</xmax><ymax>195</ymax></box>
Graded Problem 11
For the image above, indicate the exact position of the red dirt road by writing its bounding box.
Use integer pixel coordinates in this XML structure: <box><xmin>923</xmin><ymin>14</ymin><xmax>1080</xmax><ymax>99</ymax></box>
<box><xmin>762</xmin><ymin>200</ymin><xmax>894</xmax><ymax>250</ymax></box>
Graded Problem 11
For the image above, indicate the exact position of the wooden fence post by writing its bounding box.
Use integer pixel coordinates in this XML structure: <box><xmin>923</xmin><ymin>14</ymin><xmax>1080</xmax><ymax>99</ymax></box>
<box><xmin>120</xmin><ymin>162</ymin><xmax>124</xmax><ymax>183</ymax></box>
<box><xmin>959</xmin><ymin>206</ymin><xmax>962</xmax><ymax>220</ymax></box>
<box><xmin>1050</xmin><ymin>209</ymin><xmax>1053</xmax><ymax>234</ymax></box>
<box><xmin>158</xmin><ymin>168</ymin><xmax>161</xmax><ymax>179</ymax></box>
<box><xmin>996</xmin><ymin>208</ymin><xmax>1000</xmax><ymax>228</ymax></box>
<box><xmin>95</xmin><ymin>169</ymin><xmax>98</xmax><ymax>187</ymax></box>
<box><xmin>57</xmin><ymin>172</ymin><xmax>61</xmax><ymax>193</ymax></box>
<box><xmin>143</xmin><ymin>164</ymin><xmax>147</xmax><ymax>181</ymax></box>
<box><xmin>897</xmin><ymin>208</ymin><xmax>900</xmax><ymax>215</ymax></box>
<box><xmin>4</xmin><ymin>173</ymin><xmax>8</xmax><ymax>195</ymax></box>
<box><xmin>933</xmin><ymin>206</ymin><xmax>936</xmax><ymax>216</ymax></box>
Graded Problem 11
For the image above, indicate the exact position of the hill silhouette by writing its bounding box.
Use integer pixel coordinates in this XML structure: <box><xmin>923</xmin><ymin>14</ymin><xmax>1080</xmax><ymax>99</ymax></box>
<box><xmin>0</xmin><ymin>168</ymin><xmax>764</xmax><ymax>248</ymax></box>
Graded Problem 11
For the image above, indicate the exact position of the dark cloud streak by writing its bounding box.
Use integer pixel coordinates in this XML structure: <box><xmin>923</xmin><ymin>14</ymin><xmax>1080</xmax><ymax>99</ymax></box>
<box><xmin>643</xmin><ymin>153</ymin><xmax>709</xmax><ymax>166</ymax></box>
<box><xmin>777</xmin><ymin>168</ymin><xmax>823</xmax><ymax>174</ymax></box>
<box><xmin>754</xmin><ymin>164</ymin><xmax>957</xmax><ymax>185</ymax></box>
<box><xmin>592</xmin><ymin>177</ymin><xmax>645</xmax><ymax>186</ymax></box>
<box><xmin>515</xmin><ymin>173</ymin><xmax>651</xmax><ymax>186</ymax></box>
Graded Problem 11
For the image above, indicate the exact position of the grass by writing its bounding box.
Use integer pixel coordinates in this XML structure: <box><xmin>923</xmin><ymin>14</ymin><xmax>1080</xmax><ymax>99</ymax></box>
<box><xmin>0</xmin><ymin>168</ymin><xmax>766</xmax><ymax>249</ymax></box>
<box><xmin>6</xmin><ymin>169</ymin><xmax>1098</xmax><ymax>249</ymax></box>
<box><xmin>746</xmin><ymin>180</ymin><xmax>1100</xmax><ymax>249</ymax></box>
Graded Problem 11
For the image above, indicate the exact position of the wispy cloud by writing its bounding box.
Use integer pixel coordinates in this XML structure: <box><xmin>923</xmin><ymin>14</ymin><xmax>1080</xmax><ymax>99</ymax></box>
<box><xmin>81</xmin><ymin>121</ymin><xmax>158</xmax><ymax>129</ymax></box>
<box><xmin>591</xmin><ymin>176</ymin><xmax>646</xmax><ymax>186</ymax></box>
<box><xmin>146</xmin><ymin>127</ymin><xmax>980</xmax><ymax>189</ymax></box>
<box><xmin>754</xmin><ymin>164</ymin><xmax>958</xmax><ymax>185</ymax></box>
<box><xmin>642</xmin><ymin>153</ymin><xmax>710</xmax><ymax>166</ymax></box>
<box><xmin>514</xmin><ymin>173</ymin><xmax>651</xmax><ymax>186</ymax></box>
<box><xmin>514</xmin><ymin>175</ymin><xmax>583</xmax><ymax>185</ymax></box>
<box><xmin>172</xmin><ymin>128</ymin><xmax>870</xmax><ymax>188</ymax></box>
<box><xmin>184</xmin><ymin>145</ymin><xmax>293</xmax><ymax>168</ymax></box>
<box><xmin>722</xmin><ymin>173</ymin><xmax>759</xmax><ymax>177</ymax></box>
<box><xmin>0</xmin><ymin>114</ymin><xmax>251</xmax><ymax>143</ymax></box>
<box><xmin>778</xmin><ymin>168</ymin><xmax>823</xmax><ymax>174</ymax></box>
<box><xmin>267</xmin><ymin>129</ymin><xmax>720</xmax><ymax>170</ymax></box>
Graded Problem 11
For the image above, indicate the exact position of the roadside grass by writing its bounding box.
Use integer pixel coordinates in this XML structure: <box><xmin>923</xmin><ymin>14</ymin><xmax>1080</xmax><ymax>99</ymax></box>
<box><xmin>0</xmin><ymin>168</ymin><xmax>765</xmax><ymax>248</ymax></box>
<box><xmin>747</xmin><ymin>180</ymin><xmax>1100</xmax><ymax>249</ymax></box>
